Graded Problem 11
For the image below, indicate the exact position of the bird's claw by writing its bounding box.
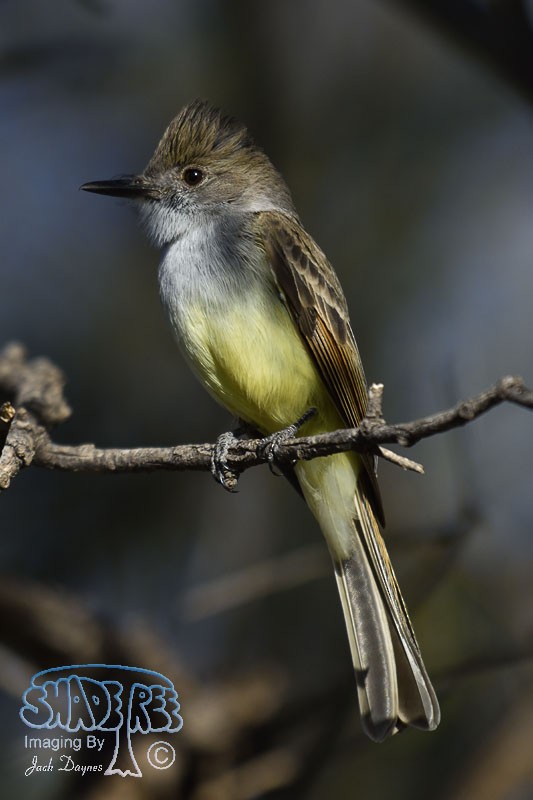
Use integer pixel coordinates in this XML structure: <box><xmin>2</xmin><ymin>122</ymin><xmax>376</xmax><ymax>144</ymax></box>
<box><xmin>260</xmin><ymin>408</ymin><xmax>317</xmax><ymax>475</ymax></box>
<box><xmin>211</xmin><ymin>430</ymin><xmax>240</xmax><ymax>492</ymax></box>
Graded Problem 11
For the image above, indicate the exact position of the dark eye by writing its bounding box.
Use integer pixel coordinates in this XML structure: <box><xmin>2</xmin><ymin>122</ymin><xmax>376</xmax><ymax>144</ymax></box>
<box><xmin>183</xmin><ymin>167</ymin><xmax>204</xmax><ymax>186</ymax></box>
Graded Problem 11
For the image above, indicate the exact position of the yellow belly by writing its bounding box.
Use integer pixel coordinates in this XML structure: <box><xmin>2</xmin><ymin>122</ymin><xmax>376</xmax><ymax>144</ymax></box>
<box><xmin>178</xmin><ymin>292</ymin><xmax>340</xmax><ymax>436</ymax></box>
<box><xmin>179</xmin><ymin>287</ymin><xmax>362</xmax><ymax>559</ymax></box>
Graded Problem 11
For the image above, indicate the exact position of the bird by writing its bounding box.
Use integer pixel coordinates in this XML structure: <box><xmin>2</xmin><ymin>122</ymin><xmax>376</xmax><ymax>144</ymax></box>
<box><xmin>81</xmin><ymin>99</ymin><xmax>440</xmax><ymax>741</ymax></box>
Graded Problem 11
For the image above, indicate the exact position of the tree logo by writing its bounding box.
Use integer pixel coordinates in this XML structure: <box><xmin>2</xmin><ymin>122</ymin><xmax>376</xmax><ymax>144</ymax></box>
<box><xmin>20</xmin><ymin>664</ymin><xmax>183</xmax><ymax>777</ymax></box>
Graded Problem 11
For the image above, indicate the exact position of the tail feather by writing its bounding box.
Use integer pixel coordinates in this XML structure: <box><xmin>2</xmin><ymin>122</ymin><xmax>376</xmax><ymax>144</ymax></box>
<box><xmin>296</xmin><ymin>454</ymin><xmax>440</xmax><ymax>741</ymax></box>
<box><xmin>334</xmin><ymin>490</ymin><xmax>440</xmax><ymax>741</ymax></box>
<box><xmin>334</xmin><ymin>552</ymin><xmax>399</xmax><ymax>741</ymax></box>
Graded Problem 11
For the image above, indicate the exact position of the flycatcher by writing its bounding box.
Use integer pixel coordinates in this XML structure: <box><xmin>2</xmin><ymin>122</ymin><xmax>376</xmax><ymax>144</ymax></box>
<box><xmin>82</xmin><ymin>100</ymin><xmax>440</xmax><ymax>741</ymax></box>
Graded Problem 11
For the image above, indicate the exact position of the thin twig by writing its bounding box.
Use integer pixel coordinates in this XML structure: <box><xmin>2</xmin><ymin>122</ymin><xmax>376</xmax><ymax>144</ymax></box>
<box><xmin>377</xmin><ymin>447</ymin><xmax>424</xmax><ymax>473</ymax></box>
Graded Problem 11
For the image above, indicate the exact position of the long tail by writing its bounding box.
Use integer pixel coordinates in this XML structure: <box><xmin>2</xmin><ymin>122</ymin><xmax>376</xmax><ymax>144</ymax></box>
<box><xmin>296</xmin><ymin>454</ymin><xmax>440</xmax><ymax>742</ymax></box>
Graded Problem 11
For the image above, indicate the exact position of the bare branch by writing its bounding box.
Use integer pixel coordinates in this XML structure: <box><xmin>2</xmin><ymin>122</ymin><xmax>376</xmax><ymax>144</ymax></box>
<box><xmin>0</xmin><ymin>408</ymin><xmax>46</xmax><ymax>490</ymax></box>
<box><xmin>0</xmin><ymin>342</ymin><xmax>71</xmax><ymax>426</ymax></box>
<box><xmin>0</xmin><ymin>342</ymin><xmax>531</xmax><ymax>492</ymax></box>
<box><xmin>0</xmin><ymin>343</ymin><xmax>71</xmax><ymax>490</ymax></box>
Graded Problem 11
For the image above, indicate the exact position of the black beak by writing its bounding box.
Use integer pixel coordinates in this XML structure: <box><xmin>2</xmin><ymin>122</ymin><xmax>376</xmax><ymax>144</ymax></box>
<box><xmin>80</xmin><ymin>176</ymin><xmax>158</xmax><ymax>199</ymax></box>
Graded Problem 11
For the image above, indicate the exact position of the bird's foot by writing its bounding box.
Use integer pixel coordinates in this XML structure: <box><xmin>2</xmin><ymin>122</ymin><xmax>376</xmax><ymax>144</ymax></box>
<box><xmin>211</xmin><ymin>430</ymin><xmax>240</xmax><ymax>493</ymax></box>
<box><xmin>210</xmin><ymin>421</ymin><xmax>259</xmax><ymax>493</ymax></box>
<box><xmin>260</xmin><ymin>407</ymin><xmax>317</xmax><ymax>475</ymax></box>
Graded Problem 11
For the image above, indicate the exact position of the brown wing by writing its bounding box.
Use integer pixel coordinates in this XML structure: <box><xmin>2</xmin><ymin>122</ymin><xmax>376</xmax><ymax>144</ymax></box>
<box><xmin>255</xmin><ymin>210</ymin><xmax>384</xmax><ymax>525</ymax></box>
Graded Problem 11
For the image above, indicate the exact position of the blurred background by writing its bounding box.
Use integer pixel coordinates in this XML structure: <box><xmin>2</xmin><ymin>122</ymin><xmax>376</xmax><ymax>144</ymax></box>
<box><xmin>1</xmin><ymin>0</ymin><xmax>532</xmax><ymax>797</ymax></box>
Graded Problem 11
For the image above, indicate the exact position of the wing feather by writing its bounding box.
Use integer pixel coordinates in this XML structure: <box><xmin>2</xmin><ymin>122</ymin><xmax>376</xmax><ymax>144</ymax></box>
<box><xmin>255</xmin><ymin>210</ymin><xmax>384</xmax><ymax>523</ymax></box>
